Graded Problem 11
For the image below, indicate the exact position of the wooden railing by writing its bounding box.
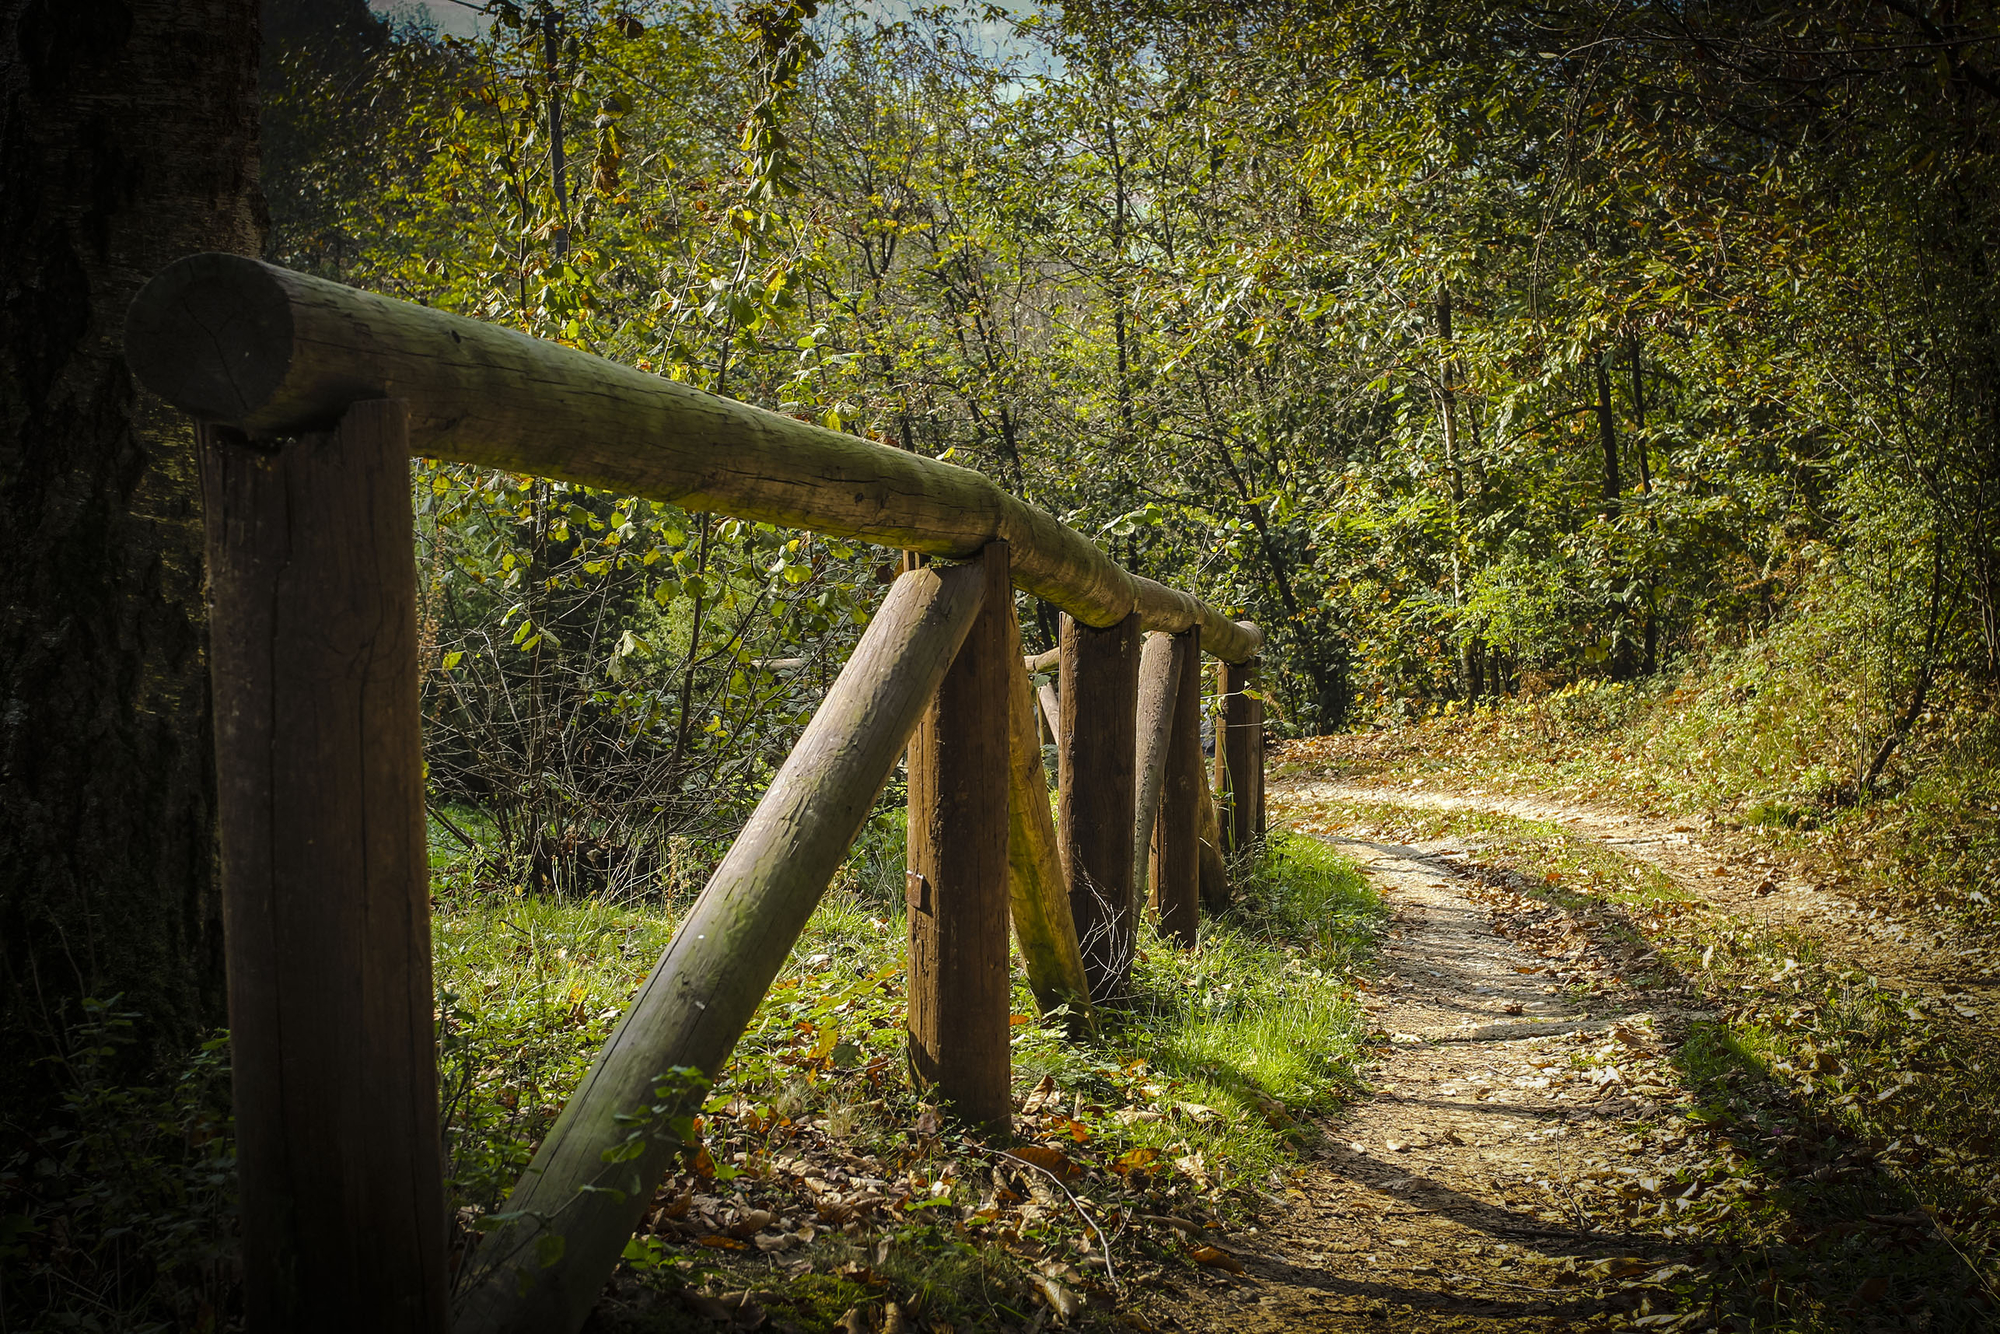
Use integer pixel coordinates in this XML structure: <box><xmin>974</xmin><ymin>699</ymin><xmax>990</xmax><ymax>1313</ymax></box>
<box><xmin>125</xmin><ymin>254</ymin><xmax>1268</xmax><ymax>1334</ymax></box>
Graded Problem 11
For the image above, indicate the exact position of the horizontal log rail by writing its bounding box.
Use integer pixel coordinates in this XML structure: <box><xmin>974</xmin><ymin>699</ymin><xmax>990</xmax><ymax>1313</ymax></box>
<box><xmin>125</xmin><ymin>254</ymin><xmax>1262</xmax><ymax>663</ymax></box>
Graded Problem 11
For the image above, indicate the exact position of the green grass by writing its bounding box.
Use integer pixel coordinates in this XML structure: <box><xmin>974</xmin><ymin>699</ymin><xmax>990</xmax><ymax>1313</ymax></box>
<box><xmin>1287</xmin><ymin>793</ymin><xmax>2000</xmax><ymax>1331</ymax></box>
<box><xmin>426</xmin><ymin>813</ymin><xmax>1384</xmax><ymax>1327</ymax></box>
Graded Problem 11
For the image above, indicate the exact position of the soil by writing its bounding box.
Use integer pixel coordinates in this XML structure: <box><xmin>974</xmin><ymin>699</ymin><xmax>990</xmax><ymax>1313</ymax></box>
<box><xmin>1163</xmin><ymin>771</ymin><xmax>1998</xmax><ymax>1333</ymax></box>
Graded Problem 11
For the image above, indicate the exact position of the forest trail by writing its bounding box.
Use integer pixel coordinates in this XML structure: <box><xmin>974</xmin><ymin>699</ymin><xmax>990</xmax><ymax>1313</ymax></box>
<box><xmin>1286</xmin><ymin>777</ymin><xmax>2000</xmax><ymax>1037</ymax></box>
<box><xmin>1167</xmin><ymin>774</ymin><xmax>1998</xmax><ymax>1333</ymax></box>
<box><xmin>1174</xmin><ymin>817</ymin><xmax>1682</xmax><ymax>1331</ymax></box>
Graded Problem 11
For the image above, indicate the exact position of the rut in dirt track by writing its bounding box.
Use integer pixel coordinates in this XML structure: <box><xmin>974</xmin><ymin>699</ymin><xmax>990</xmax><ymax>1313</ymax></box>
<box><xmin>1170</xmin><ymin>817</ymin><xmax>1700</xmax><ymax>1333</ymax></box>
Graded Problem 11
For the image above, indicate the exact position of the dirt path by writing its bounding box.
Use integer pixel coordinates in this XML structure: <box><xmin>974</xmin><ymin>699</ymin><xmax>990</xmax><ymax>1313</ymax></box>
<box><xmin>1288</xmin><ymin>777</ymin><xmax>1999</xmax><ymax>1020</ymax></box>
<box><xmin>1174</xmin><ymin>828</ymin><xmax>1693</xmax><ymax>1332</ymax></box>
<box><xmin>1169</xmin><ymin>774</ymin><xmax>1997</xmax><ymax>1333</ymax></box>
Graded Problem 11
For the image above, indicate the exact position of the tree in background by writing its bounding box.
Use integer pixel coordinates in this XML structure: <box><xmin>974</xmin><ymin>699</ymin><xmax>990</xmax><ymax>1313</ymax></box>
<box><xmin>0</xmin><ymin>0</ymin><xmax>261</xmax><ymax>1112</ymax></box>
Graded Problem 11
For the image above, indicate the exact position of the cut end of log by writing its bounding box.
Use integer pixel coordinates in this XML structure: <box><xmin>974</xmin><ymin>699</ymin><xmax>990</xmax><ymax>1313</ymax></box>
<box><xmin>125</xmin><ymin>253</ymin><xmax>307</xmax><ymax>428</ymax></box>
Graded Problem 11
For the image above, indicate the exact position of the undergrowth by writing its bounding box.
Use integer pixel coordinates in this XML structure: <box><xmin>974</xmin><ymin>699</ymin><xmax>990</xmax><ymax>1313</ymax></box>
<box><xmin>2</xmin><ymin>814</ymin><xmax>1380</xmax><ymax>1333</ymax></box>
<box><xmin>1292</xmin><ymin>792</ymin><xmax>2000</xmax><ymax>1332</ymax></box>
<box><xmin>0</xmin><ymin>1001</ymin><xmax>237</xmax><ymax>1334</ymax></box>
<box><xmin>436</xmin><ymin>817</ymin><xmax>1385</xmax><ymax>1331</ymax></box>
<box><xmin>1278</xmin><ymin>625</ymin><xmax>2000</xmax><ymax>949</ymax></box>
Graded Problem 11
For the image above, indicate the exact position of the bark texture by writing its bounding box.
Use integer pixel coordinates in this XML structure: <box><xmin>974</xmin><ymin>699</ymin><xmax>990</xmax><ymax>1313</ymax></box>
<box><xmin>1151</xmin><ymin>629</ymin><xmax>1201</xmax><ymax>947</ymax></box>
<box><xmin>1217</xmin><ymin>657</ymin><xmax>1259</xmax><ymax>855</ymax></box>
<box><xmin>906</xmin><ymin>543</ymin><xmax>1012</xmax><ymax>1129</ymax></box>
<box><xmin>0</xmin><ymin>0</ymin><xmax>262</xmax><ymax>1105</ymax></box>
<box><xmin>201</xmin><ymin>402</ymin><xmax>445</xmax><ymax>1332</ymax></box>
<box><xmin>1004</xmin><ymin>629</ymin><xmax>1092</xmax><ymax>1023</ymax></box>
<box><xmin>123</xmin><ymin>255</ymin><xmax>1265</xmax><ymax>661</ymax></box>
<box><xmin>1058</xmin><ymin>612</ymin><xmax>1139</xmax><ymax>1002</ymax></box>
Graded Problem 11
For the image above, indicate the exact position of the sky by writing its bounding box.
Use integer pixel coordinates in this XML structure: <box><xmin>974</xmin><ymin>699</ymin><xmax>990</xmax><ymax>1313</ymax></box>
<box><xmin>366</xmin><ymin>0</ymin><xmax>1051</xmax><ymax>63</ymax></box>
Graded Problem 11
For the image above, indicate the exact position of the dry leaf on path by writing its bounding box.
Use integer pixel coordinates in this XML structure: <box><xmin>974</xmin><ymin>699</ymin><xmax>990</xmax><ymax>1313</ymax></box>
<box><xmin>1190</xmin><ymin>1244</ymin><xmax>1247</xmax><ymax>1274</ymax></box>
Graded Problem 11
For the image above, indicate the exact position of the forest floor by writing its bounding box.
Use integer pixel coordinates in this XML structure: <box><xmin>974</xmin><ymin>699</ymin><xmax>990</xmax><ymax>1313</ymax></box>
<box><xmin>1171</xmin><ymin>744</ymin><xmax>2000</xmax><ymax>1334</ymax></box>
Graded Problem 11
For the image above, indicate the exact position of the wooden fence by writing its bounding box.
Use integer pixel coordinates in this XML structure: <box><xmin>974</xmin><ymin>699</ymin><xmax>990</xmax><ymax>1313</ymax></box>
<box><xmin>125</xmin><ymin>253</ymin><xmax>1267</xmax><ymax>1334</ymax></box>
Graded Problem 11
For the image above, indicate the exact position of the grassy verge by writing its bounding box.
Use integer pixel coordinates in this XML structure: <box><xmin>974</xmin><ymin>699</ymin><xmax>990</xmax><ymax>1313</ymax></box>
<box><xmin>430</xmin><ymin>815</ymin><xmax>1385</xmax><ymax>1332</ymax></box>
<box><xmin>1276</xmin><ymin>651</ymin><xmax>2000</xmax><ymax>952</ymax></box>
<box><xmin>1290</xmin><ymin>791</ymin><xmax>2000</xmax><ymax>1332</ymax></box>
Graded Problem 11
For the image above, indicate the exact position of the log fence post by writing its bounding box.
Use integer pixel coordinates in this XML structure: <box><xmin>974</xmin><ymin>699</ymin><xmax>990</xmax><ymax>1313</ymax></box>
<box><xmin>907</xmin><ymin>543</ymin><xmax>1013</xmax><ymax>1128</ymax></box>
<box><xmin>1250</xmin><ymin>661</ymin><xmax>1268</xmax><ymax>838</ymax></box>
<box><xmin>1217</xmin><ymin>657</ymin><xmax>1257</xmax><ymax>855</ymax></box>
<box><xmin>199</xmin><ymin>401</ymin><xmax>447</xmax><ymax>1334</ymax></box>
<box><xmin>1058</xmin><ymin>611</ymin><xmax>1140</xmax><ymax>1000</ymax></box>
<box><xmin>1151</xmin><ymin>630</ymin><xmax>1202</xmax><ymax>946</ymax></box>
<box><xmin>1132</xmin><ymin>632</ymin><xmax>1180</xmax><ymax>901</ymax></box>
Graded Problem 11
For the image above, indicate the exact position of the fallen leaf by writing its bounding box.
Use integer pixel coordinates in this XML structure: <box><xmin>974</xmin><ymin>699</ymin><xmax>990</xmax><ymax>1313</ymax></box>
<box><xmin>1139</xmin><ymin>1213</ymin><xmax>1200</xmax><ymax>1234</ymax></box>
<box><xmin>1189</xmin><ymin>1244</ymin><xmax>1246</xmax><ymax>1274</ymax></box>
<box><xmin>696</xmin><ymin>1234</ymin><xmax>748</xmax><ymax>1250</ymax></box>
<box><xmin>1006</xmin><ymin>1144</ymin><xmax>1082</xmax><ymax>1182</ymax></box>
<box><xmin>1032</xmin><ymin>1273</ymin><xmax>1081</xmax><ymax>1320</ymax></box>
<box><xmin>1112</xmin><ymin>1146</ymin><xmax>1161</xmax><ymax>1175</ymax></box>
<box><xmin>727</xmin><ymin>1209</ymin><xmax>777</xmax><ymax>1238</ymax></box>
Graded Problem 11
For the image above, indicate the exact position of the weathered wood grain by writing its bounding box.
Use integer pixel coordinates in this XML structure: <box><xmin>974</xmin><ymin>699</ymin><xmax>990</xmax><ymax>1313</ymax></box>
<box><xmin>1131</xmin><ymin>632</ymin><xmax>1181</xmax><ymax>898</ymax></box>
<box><xmin>1058</xmin><ymin>612</ymin><xmax>1140</xmax><ymax>1001</ymax></box>
<box><xmin>1217</xmin><ymin>657</ymin><xmax>1257</xmax><ymax>855</ymax></box>
<box><xmin>200</xmin><ymin>402</ymin><xmax>447</xmax><ymax>1332</ymax></box>
<box><xmin>454</xmin><ymin>562</ymin><xmax>987</xmax><ymax>1334</ymax></box>
<box><xmin>907</xmin><ymin>545</ymin><xmax>1012</xmax><ymax>1129</ymax></box>
<box><xmin>1197</xmin><ymin>780</ymin><xmax>1231</xmax><ymax>913</ymax></box>
<box><xmin>1250</xmin><ymin>670</ymin><xmax>1268</xmax><ymax>838</ymax></box>
<box><xmin>1004</xmin><ymin>626</ymin><xmax>1093</xmax><ymax>1024</ymax></box>
<box><xmin>1023</xmin><ymin>647</ymin><xmax>1061</xmax><ymax>673</ymax></box>
<box><xmin>1037</xmin><ymin>679</ymin><xmax>1062</xmax><ymax>749</ymax></box>
<box><xmin>1152</xmin><ymin>629</ymin><xmax>1202</xmax><ymax>947</ymax></box>
<box><xmin>125</xmin><ymin>255</ymin><xmax>1263</xmax><ymax>662</ymax></box>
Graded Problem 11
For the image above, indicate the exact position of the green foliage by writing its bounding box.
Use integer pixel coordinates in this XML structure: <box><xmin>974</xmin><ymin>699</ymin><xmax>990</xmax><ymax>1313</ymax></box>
<box><xmin>267</xmin><ymin>0</ymin><xmax>2000</xmax><ymax>752</ymax></box>
<box><xmin>0</xmin><ymin>1001</ymin><xmax>237</xmax><ymax>1332</ymax></box>
<box><xmin>426</xmin><ymin>823</ymin><xmax>1382</xmax><ymax>1321</ymax></box>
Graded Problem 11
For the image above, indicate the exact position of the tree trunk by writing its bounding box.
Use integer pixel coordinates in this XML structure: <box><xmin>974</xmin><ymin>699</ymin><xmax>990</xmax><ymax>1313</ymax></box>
<box><xmin>1594</xmin><ymin>350</ymin><xmax>1634</xmax><ymax>680</ymax></box>
<box><xmin>0</xmin><ymin>0</ymin><xmax>262</xmax><ymax>1107</ymax></box>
